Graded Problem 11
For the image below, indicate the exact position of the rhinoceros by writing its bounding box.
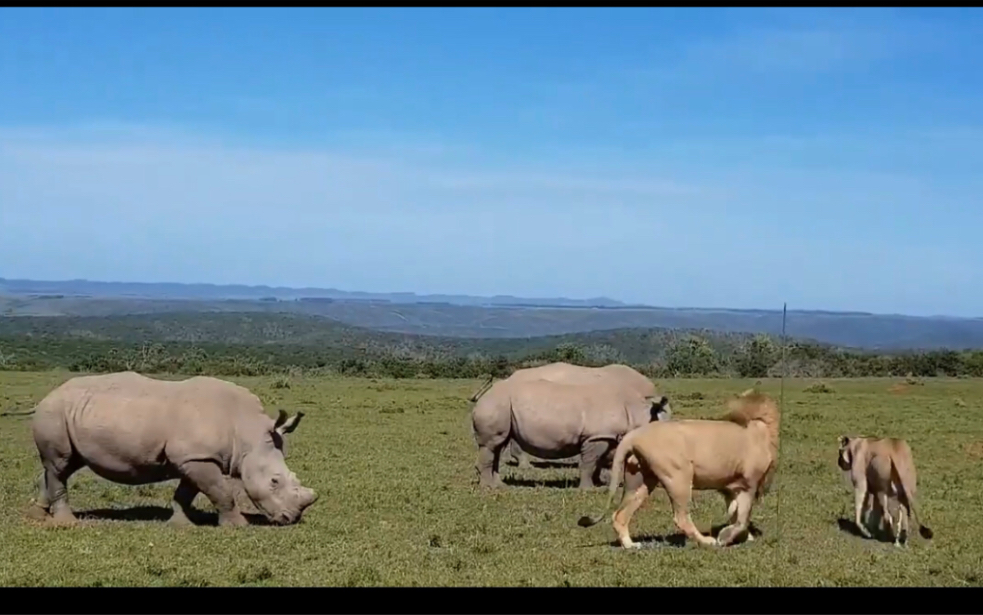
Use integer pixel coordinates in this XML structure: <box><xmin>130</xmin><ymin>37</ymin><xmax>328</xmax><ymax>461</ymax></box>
<box><xmin>28</xmin><ymin>371</ymin><xmax>318</xmax><ymax>527</ymax></box>
<box><xmin>468</xmin><ymin>362</ymin><xmax>664</xmax><ymax>470</ymax></box>
<box><xmin>471</xmin><ymin>375</ymin><xmax>672</xmax><ymax>489</ymax></box>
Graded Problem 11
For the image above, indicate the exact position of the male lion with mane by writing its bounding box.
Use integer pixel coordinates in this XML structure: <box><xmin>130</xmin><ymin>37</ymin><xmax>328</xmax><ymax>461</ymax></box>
<box><xmin>578</xmin><ymin>388</ymin><xmax>779</xmax><ymax>548</ymax></box>
<box><xmin>837</xmin><ymin>435</ymin><xmax>933</xmax><ymax>547</ymax></box>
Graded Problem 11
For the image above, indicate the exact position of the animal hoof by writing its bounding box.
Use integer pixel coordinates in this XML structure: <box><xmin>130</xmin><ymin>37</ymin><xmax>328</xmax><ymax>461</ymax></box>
<box><xmin>168</xmin><ymin>513</ymin><xmax>194</xmax><ymax>527</ymax></box>
<box><xmin>218</xmin><ymin>512</ymin><xmax>248</xmax><ymax>527</ymax></box>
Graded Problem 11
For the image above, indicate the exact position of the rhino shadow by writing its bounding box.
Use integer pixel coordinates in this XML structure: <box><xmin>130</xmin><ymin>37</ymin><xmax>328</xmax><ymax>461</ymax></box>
<box><xmin>835</xmin><ymin>517</ymin><xmax>896</xmax><ymax>543</ymax></box>
<box><xmin>501</xmin><ymin>477</ymin><xmax>579</xmax><ymax>489</ymax></box>
<box><xmin>77</xmin><ymin>506</ymin><xmax>275</xmax><ymax>526</ymax></box>
<box><xmin>505</xmin><ymin>459</ymin><xmax>579</xmax><ymax>469</ymax></box>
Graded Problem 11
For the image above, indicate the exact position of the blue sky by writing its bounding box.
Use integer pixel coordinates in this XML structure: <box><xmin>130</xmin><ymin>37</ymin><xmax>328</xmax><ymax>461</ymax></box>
<box><xmin>1</xmin><ymin>8</ymin><xmax>982</xmax><ymax>317</ymax></box>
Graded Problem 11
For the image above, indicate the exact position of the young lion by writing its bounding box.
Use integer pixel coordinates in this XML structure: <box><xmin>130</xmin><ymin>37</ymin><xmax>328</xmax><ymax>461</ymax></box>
<box><xmin>837</xmin><ymin>435</ymin><xmax>934</xmax><ymax>547</ymax></box>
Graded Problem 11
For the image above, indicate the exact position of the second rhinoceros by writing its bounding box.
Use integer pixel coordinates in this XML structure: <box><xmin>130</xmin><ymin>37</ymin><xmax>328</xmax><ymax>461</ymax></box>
<box><xmin>29</xmin><ymin>371</ymin><xmax>318</xmax><ymax>527</ymax></box>
<box><xmin>471</xmin><ymin>374</ymin><xmax>672</xmax><ymax>489</ymax></box>
<box><xmin>469</xmin><ymin>362</ymin><xmax>665</xmax><ymax>470</ymax></box>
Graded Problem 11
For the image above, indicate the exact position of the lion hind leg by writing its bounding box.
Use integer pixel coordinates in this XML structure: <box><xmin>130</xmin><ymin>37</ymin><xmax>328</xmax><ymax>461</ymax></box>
<box><xmin>611</xmin><ymin>473</ymin><xmax>654</xmax><ymax>549</ymax></box>
<box><xmin>664</xmin><ymin>477</ymin><xmax>716</xmax><ymax>547</ymax></box>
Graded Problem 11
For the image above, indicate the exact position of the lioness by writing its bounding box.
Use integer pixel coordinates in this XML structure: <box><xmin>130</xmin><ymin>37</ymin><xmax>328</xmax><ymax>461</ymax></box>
<box><xmin>837</xmin><ymin>435</ymin><xmax>933</xmax><ymax>547</ymax></box>
<box><xmin>579</xmin><ymin>389</ymin><xmax>779</xmax><ymax>548</ymax></box>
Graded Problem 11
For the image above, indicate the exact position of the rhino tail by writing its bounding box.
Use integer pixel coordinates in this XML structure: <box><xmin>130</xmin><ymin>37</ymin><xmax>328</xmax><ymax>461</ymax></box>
<box><xmin>577</xmin><ymin>431</ymin><xmax>637</xmax><ymax>528</ymax></box>
<box><xmin>468</xmin><ymin>375</ymin><xmax>495</xmax><ymax>403</ymax></box>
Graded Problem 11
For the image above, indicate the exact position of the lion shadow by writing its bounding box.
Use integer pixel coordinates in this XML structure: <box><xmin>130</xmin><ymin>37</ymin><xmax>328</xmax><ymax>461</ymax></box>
<box><xmin>835</xmin><ymin>517</ymin><xmax>898</xmax><ymax>543</ymax></box>
<box><xmin>581</xmin><ymin>521</ymin><xmax>763</xmax><ymax>549</ymax></box>
<box><xmin>76</xmin><ymin>505</ymin><xmax>276</xmax><ymax>526</ymax></box>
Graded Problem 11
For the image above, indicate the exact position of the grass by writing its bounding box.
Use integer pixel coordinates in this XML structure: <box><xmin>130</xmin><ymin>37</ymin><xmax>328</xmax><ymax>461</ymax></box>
<box><xmin>1</xmin><ymin>370</ymin><xmax>982</xmax><ymax>587</ymax></box>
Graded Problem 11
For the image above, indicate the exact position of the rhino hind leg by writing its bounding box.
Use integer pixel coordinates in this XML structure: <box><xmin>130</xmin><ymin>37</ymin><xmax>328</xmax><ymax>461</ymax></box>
<box><xmin>476</xmin><ymin>442</ymin><xmax>508</xmax><ymax>489</ymax></box>
<box><xmin>33</xmin><ymin>446</ymin><xmax>84</xmax><ymax>525</ymax></box>
<box><xmin>169</xmin><ymin>478</ymin><xmax>200</xmax><ymax>527</ymax></box>
<box><xmin>42</xmin><ymin>461</ymin><xmax>83</xmax><ymax>525</ymax></box>
<box><xmin>476</xmin><ymin>445</ymin><xmax>499</xmax><ymax>488</ymax></box>
<box><xmin>177</xmin><ymin>461</ymin><xmax>247</xmax><ymax>527</ymax></box>
<box><xmin>578</xmin><ymin>440</ymin><xmax>614</xmax><ymax>489</ymax></box>
<box><xmin>508</xmin><ymin>440</ymin><xmax>532</xmax><ymax>469</ymax></box>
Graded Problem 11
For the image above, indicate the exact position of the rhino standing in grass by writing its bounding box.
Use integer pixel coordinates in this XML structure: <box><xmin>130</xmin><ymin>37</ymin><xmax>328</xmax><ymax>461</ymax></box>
<box><xmin>28</xmin><ymin>371</ymin><xmax>318</xmax><ymax>527</ymax></box>
<box><xmin>471</xmin><ymin>373</ymin><xmax>672</xmax><ymax>489</ymax></box>
<box><xmin>468</xmin><ymin>362</ymin><xmax>666</xmax><ymax>470</ymax></box>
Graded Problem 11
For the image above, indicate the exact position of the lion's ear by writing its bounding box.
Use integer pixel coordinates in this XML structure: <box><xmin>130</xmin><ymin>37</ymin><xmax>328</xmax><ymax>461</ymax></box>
<box><xmin>838</xmin><ymin>435</ymin><xmax>849</xmax><ymax>447</ymax></box>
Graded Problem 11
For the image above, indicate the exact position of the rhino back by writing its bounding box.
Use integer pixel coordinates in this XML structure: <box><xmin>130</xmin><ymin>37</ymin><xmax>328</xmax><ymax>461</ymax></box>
<box><xmin>510</xmin><ymin>363</ymin><xmax>655</xmax><ymax>400</ymax></box>
<box><xmin>598</xmin><ymin>364</ymin><xmax>657</xmax><ymax>398</ymax></box>
<box><xmin>508</xmin><ymin>362</ymin><xmax>604</xmax><ymax>384</ymax></box>
<box><xmin>50</xmin><ymin>373</ymin><xmax>266</xmax><ymax>475</ymax></box>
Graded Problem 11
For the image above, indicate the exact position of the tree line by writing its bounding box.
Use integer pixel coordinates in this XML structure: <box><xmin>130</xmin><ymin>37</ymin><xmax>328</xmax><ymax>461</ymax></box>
<box><xmin>2</xmin><ymin>331</ymin><xmax>982</xmax><ymax>379</ymax></box>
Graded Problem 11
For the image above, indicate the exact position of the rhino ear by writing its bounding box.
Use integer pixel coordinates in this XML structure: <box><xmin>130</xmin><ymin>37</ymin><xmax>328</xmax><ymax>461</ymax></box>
<box><xmin>651</xmin><ymin>396</ymin><xmax>672</xmax><ymax>421</ymax></box>
<box><xmin>275</xmin><ymin>411</ymin><xmax>305</xmax><ymax>435</ymax></box>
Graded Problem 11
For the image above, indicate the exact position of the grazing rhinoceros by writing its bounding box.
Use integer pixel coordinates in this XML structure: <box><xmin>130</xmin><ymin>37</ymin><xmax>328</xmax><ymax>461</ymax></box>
<box><xmin>468</xmin><ymin>362</ymin><xmax>664</xmax><ymax>470</ymax></box>
<box><xmin>28</xmin><ymin>371</ymin><xmax>318</xmax><ymax>527</ymax></box>
<box><xmin>471</xmin><ymin>375</ymin><xmax>672</xmax><ymax>489</ymax></box>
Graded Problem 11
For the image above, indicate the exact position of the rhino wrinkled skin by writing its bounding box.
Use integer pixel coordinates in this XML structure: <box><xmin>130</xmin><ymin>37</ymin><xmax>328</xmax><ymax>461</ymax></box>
<box><xmin>29</xmin><ymin>371</ymin><xmax>318</xmax><ymax>527</ymax></box>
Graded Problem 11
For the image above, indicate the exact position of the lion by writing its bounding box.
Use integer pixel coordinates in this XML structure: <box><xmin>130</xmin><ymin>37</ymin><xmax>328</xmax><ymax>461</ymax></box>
<box><xmin>837</xmin><ymin>435</ymin><xmax>933</xmax><ymax>546</ymax></box>
<box><xmin>578</xmin><ymin>388</ymin><xmax>779</xmax><ymax>548</ymax></box>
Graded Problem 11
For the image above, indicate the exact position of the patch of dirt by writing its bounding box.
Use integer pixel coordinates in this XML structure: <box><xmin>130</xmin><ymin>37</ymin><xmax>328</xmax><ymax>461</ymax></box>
<box><xmin>887</xmin><ymin>383</ymin><xmax>910</xmax><ymax>394</ymax></box>
<box><xmin>964</xmin><ymin>442</ymin><xmax>983</xmax><ymax>460</ymax></box>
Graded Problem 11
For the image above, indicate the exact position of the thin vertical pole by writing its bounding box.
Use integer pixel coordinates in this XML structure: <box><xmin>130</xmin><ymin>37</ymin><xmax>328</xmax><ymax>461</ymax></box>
<box><xmin>777</xmin><ymin>302</ymin><xmax>787</xmax><ymax>541</ymax></box>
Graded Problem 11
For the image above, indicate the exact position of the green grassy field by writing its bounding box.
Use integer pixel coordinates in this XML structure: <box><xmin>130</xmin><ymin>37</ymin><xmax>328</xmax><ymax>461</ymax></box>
<box><xmin>1</xmin><ymin>370</ymin><xmax>981</xmax><ymax>586</ymax></box>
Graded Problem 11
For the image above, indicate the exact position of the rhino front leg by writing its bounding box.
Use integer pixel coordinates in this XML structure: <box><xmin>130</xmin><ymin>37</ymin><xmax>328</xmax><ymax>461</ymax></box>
<box><xmin>578</xmin><ymin>439</ymin><xmax>613</xmax><ymax>489</ymax></box>
<box><xmin>178</xmin><ymin>461</ymin><xmax>247</xmax><ymax>527</ymax></box>
<box><xmin>169</xmin><ymin>478</ymin><xmax>200</xmax><ymax>527</ymax></box>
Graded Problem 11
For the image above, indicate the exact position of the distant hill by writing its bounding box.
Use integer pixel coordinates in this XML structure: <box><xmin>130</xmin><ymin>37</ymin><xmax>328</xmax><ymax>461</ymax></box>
<box><xmin>2</xmin><ymin>277</ymin><xmax>982</xmax><ymax>350</ymax></box>
<box><xmin>0</xmin><ymin>311</ymin><xmax>768</xmax><ymax>366</ymax></box>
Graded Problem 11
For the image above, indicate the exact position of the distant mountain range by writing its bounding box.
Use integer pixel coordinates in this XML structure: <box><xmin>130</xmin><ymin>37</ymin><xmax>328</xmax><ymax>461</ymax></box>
<box><xmin>2</xmin><ymin>277</ymin><xmax>982</xmax><ymax>351</ymax></box>
<box><xmin>0</xmin><ymin>277</ymin><xmax>629</xmax><ymax>308</ymax></box>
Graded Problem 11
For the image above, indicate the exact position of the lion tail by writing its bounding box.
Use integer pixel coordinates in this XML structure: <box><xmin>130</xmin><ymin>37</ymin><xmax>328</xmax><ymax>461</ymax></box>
<box><xmin>890</xmin><ymin>443</ymin><xmax>934</xmax><ymax>540</ymax></box>
<box><xmin>577</xmin><ymin>430</ymin><xmax>637</xmax><ymax>528</ymax></box>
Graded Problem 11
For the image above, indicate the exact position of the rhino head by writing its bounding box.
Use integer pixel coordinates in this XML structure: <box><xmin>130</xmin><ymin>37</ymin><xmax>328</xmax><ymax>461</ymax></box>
<box><xmin>239</xmin><ymin>410</ymin><xmax>318</xmax><ymax>525</ymax></box>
